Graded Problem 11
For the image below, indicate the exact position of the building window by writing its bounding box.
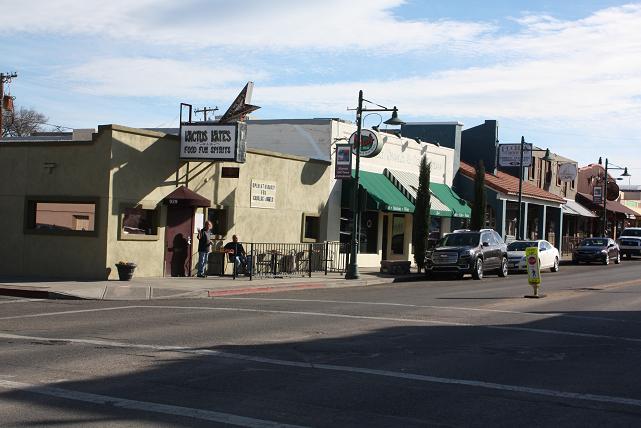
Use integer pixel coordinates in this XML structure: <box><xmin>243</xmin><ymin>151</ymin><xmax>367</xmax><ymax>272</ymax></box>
<box><xmin>221</xmin><ymin>167</ymin><xmax>240</xmax><ymax>178</ymax></box>
<box><xmin>485</xmin><ymin>204</ymin><xmax>496</xmax><ymax>229</ymax></box>
<box><xmin>360</xmin><ymin>211</ymin><xmax>378</xmax><ymax>254</ymax></box>
<box><xmin>391</xmin><ymin>214</ymin><xmax>405</xmax><ymax>255</ymax></box>
<box><xmin>122</xmin><ymin>207</ymin><xmax>157</xmax><ymax>236</ymax></box>
<box><xmin>26</xmin><ymin>199</ymin><xmax>97</xmax><ymax>235</ymax></box>
<box><xmin>528</xmin><ymin>164</ymin><xmax>535</xmax><ymax>180</ymax></box>
<box><xmin>207</xmin><ymin>208</ymin><xmax>228</xmax><ymax>236</ymax></box>
<box><xmin>302</xmin><ymin>213</ymin><xmax>321</xmax><ymax>242</ymax></box>
<box><xmin>571</xmin><ymin>179</ymin><xmax>575</xmax><ymax>189</ymax></box>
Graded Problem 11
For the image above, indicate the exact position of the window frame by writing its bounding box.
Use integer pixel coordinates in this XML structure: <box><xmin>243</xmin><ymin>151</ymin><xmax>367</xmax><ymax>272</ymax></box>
<box><xmin>24</xmin><ymin>196</ymin><xmax>100</xmax><ymax>237</ymax></box>
<box><xmin>301</xmin><ymin>212</ymin><xmax>321</xmax><ymax>243</ymax></box>
<box><xmin>119</xmin><ymin>205</ymin><xmax>159</xmax><ymax>241</ymax></box>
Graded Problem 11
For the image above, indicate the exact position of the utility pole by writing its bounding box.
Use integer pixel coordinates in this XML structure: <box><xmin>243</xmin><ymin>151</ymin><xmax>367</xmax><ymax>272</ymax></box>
<box><xmin>194</xmin><ymin>106</ymin><xmax>218</xmax><ymax>122</ymax></box>
<box><xmin>0</xmin><ymin>72</ymin><xmax>18</xmax><ymax>137</ymax></box>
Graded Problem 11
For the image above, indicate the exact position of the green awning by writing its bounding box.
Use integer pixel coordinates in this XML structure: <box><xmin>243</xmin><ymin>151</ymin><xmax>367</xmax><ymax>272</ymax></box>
<box><xmin>430</xmin><ymin>183</ymin><xmax>471</xmax><ymax>218</ymax></box>
<box><xmin>354</xmin><ymin>170</ymin><xmax>414</xmax><ymax>213</ymax></box>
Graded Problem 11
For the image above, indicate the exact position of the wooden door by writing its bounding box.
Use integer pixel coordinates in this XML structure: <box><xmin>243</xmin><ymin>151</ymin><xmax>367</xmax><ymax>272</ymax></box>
<box><xmin>164</xmin><ymin>206</ymin><xmax>194</xmax><ymax>277</ymax></box>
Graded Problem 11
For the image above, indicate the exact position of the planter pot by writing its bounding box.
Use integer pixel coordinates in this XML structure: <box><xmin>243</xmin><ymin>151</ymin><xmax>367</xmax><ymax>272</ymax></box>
<box><xmin>116</xmin><ymin>264</ymin><xmax>136</xmax><ymax>281</ymax></box>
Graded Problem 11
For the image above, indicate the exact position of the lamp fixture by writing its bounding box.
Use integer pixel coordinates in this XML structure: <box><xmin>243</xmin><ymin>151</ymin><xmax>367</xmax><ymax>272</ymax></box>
<box><xmin>383</xmin><ymin>107</ymin><xmax>405</xmax><ymax>126</ymax></box>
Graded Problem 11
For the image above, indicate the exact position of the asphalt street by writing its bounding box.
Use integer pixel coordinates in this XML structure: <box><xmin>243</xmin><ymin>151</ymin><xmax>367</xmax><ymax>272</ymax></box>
<box><xmin>2</xmin><ymin>260</ymin><xmax>641</xmax><ymax>427</ymax></box>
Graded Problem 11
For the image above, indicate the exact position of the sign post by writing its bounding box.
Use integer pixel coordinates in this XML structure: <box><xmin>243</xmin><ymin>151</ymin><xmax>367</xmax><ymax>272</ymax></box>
<box><xmin>524</xmin><ymin>246</ymin><xmax>545</xmax><ymax>298</ymax></box>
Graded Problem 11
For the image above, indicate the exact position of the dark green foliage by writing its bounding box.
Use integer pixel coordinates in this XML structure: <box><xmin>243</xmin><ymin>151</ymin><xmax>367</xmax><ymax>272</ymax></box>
<box><xmin>470</xmin><ymin>160</ymin><xmax>486</xmax><ymax>231</ymax></box>
<box><xmin>413</xmin><ymin>156</ymin><xmax>431</xmax><ymax>272</ymax></box>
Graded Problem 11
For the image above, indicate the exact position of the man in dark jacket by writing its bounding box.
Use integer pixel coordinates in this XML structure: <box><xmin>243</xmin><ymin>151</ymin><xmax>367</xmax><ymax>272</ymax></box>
<box><xmin>224</xmin><ymin>234</ymin><xmax>248</xmax><ymax>274</ymax></box>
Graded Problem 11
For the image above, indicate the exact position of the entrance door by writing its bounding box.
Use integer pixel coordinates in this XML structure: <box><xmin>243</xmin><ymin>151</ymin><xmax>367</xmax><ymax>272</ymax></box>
<box><xmin>164</xmin><ymin>206</ymin><xmax>194</xmax><ymax>277</ymax></box>
<box><xmin>382</xmin><ymin>215</ymin><xmax>389</xmax><ymax>260</ymax></box>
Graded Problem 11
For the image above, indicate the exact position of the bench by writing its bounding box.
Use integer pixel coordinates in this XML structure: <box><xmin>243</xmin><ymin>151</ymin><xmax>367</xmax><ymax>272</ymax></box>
<box><xmin>379</xmin><ymin>260</ymin><xmax>411</xmax><ymax>275</ymax></box>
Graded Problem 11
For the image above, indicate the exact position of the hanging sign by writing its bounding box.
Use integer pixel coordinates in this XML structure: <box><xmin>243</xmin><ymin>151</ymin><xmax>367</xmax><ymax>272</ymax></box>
<box><xmin>593</xmin><ymin>186</ymin><xmax>603</xmax><ymax>204</ymax></box>
<box><xmin>558</xmin><ymin>163</ymin><xmax>577</xmax><ymax>182</ymax></box>
<box><xmin>350</xmin><ymin>129</ymin><xmax>383</xmax><ymax>158</ymax></box>
<box><xmin>335</xmin><ymin>144</ymin><xmax>352</xmax><ymax>179</ymax></box>
<box><xmin>180</xmin><ymin>122</ymin><xmax>246</xmax><ymax>162</ymax></box>
<box><xmin>498</xmin><ymin>143</ymin><xmax>532</xmax><ymax>167</ymax></box>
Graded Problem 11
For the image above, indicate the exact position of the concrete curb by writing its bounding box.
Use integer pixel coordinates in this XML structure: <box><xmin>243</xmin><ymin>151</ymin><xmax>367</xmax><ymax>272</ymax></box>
<box><xmin>0</xmin><ymin>286</ymin><xmax>84</xmax><ymax>300</ymax></box>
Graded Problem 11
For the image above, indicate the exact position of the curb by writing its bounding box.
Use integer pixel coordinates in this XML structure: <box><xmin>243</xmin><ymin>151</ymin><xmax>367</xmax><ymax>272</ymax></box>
<box><xmin>0</xmin><ymin>286</ymin><xmax>82</xmax><ymax>300</ymax></box>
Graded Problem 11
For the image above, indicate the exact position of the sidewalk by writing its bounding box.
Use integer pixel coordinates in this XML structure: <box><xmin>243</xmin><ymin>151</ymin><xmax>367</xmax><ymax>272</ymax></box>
<box><xmin>0</xmin><ymin>269</ymin><xmax>424</xmax><ymax>301</ymax></box>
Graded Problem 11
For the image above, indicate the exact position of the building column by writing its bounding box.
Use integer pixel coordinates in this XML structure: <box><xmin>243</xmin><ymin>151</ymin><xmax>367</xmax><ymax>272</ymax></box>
<box><xmin>541</xmin><ymin>205</ymin><xmax>547</xmax><ymax>240</ymax></box>
<box><xmin>555</xmin><ymin>207</ymin><xmax>563</xmax><ymax>253</ymax></box>
<box><xmin>522</xmin><ymin>202</ymin><xmax>529</xmax><ymax>240</ymax></box>
<box><xmin>500</xmin><ymin>199</ymin><xmax>507</xmax><ymax>240</ymax></box>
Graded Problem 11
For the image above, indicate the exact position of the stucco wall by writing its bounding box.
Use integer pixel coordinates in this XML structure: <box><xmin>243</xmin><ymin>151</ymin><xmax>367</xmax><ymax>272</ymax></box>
<box><xmin>0</xmin><ymin>134</ymin><xmax>111</xmax><ymax>279</ymax></box>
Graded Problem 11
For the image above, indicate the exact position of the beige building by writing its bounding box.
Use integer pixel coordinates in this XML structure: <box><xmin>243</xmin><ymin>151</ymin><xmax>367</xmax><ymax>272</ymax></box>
<box><xmin>0</xmin><ymin>118</ymin><xmax>461</xmax><ymax>279</ymax></box>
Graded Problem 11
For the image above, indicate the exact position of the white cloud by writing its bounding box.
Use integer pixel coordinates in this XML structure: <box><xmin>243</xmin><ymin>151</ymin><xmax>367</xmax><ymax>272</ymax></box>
<box><xmin>0</xmin><ymin>0</ymin><xmax>492</xmax><ymax>52</ymax></box>
<box><xmin>66</xmin><ymin>58</ymin><xmax>262</xmax><ymax>97</ymax></box>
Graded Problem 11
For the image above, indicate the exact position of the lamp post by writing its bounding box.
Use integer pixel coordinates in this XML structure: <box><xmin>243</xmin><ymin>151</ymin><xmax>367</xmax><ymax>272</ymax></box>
<box><xmin>345</xmin><ymin>90</ymin><xmax>404</xmax><ymax>279</ymax></box>
<box><xmin>515</xmin><ymin>136</ymin><xmax>553</xmax><ymax>240</ymax></box>
<box><xmin>599</xmin><ymin>157</ymin><xmax>631</xmax><ymax>237</ymax></box>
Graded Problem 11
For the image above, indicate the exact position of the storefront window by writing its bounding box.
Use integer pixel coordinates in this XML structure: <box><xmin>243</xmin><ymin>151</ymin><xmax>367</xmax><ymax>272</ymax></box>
<box><xmin>122</xmin><ymin>207</ymin><xmax>157</xmax><ymax>235</ymax></box>
<box><xmin>26</xmin><ymin>199</ymin><xmax>97</xmax><ymax>235</ymax></box>
<box><xmin>360</xmin><ymin>211</ymin><xmax>378</xmax><ymax>254</ymax></box>
<box><xmin>207</xmin><ymin>209</ymin><xmax>228</xmax><ymax>236</ymax></box>
<box><xmin>391</xmin><ymin>214</ymin><xmax>405</xmax><ymax>255</ymax></box>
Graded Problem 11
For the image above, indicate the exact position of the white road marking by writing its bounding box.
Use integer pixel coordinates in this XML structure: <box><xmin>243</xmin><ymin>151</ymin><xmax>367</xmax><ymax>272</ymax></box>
<box><xmin>3</xmin><ymin>304</ymin><xmax>641</xmax><ymax>343</ymax></box>
<box><xmin>215</xmin><ymin>297</ymin><xmax>641</xmax><ymax>324</ymax></box>
<box><xmin>0</xmin><ymin>299</ymin><xmax>41</xmax><ymax>304</ymax></box>
<box><xmin>0</xmin><ymin>379</ymin><xmax>304</xmax><ymax>428</ymax></box>
<box><xmin>0</xmin><ymin>306</ymin><xmax>137</xmax><ymax>320</ymax></box>
<box><xmin>2</xmin><ymin>333</ymin><xmax>641</xmax><ymax>410</ymax></box>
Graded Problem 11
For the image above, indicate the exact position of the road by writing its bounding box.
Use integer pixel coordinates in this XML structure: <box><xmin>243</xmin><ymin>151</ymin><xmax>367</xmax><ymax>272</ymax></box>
<box><xmin>2</xmin><ymin>260</ymin><xmax>641</xmax><ymax>427</ymax></box>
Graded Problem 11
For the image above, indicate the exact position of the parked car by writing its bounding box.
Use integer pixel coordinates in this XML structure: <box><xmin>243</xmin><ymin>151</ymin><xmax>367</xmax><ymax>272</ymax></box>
<box><xmin>572</xmin><ymin>237</ymin><xmax>620</xmax><ymax>265</ymax></box>
<box><xmin>425</xmin><ymin>229</ymin><xmax>508</xmax><ymax>280</ymax></box>
<box><xmin>507</xmin><ymin>240</ymin><xmax>560</xmax><ymax>273</ymax></box>
<box><xmin>617</xmin><ymin>227</ymin><xmax>641</xmax><ymax>259</ymax></box>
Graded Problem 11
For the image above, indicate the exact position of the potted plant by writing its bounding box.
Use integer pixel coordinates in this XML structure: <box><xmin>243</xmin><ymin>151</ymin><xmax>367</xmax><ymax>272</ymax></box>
<box><xmin>115</xmin><ymin>261</ymin><xmax>137</xmax><ymax>281</ymax></box>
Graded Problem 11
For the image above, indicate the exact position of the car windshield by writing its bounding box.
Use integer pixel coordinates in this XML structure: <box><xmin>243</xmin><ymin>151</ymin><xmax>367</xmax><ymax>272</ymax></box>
<box><xmin>439</xmin><ymin>232</ymin><xmax>479</xmax><ymax>247</ymax></box>
<box><xmin>580</xmin><ymin>238</ymin><xmax>607</xmax><ymax>247</ymax></box>
<box><xmin>507</xmin><ymin>241</ymin><xmax>537</xmax><ymax>251</ymax></box>
<box><xmin>621</xmin><ymin>229</ymin><xmax>641</xmax><ymax>237</ymax></box>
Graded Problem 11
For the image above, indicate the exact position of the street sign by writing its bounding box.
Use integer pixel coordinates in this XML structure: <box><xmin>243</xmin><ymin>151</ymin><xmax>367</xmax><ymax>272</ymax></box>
<box><xmin>335</xmin><ymin>144</ymin><xmax>352</xmax><ymax>179</ymax></box>
<box><xmin>498</xmin><ymin>143</ymin><xmax>532</xmax><ymax>167</ymax></box>
<box><xmin>593</xmin><ymin>186</ymin><xmax>603</xmax><ymax>204</ymax></box>
<box><xmin>558</xmin><ymin>163</ymin><xmax>577</xmax><ymax>182</ymax></box>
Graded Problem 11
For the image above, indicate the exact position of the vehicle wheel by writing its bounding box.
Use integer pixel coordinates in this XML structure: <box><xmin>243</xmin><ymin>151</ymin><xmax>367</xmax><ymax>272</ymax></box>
<box><xmin>472</xmin><ymin>258</ymin><xmax>483</xmax><ymax>280</ymax></box>
<box><xmin>626</xmin><ymin>253</ymin><xmax>632</xmax><ymax>260</ymax></box>
<box><xmin>572</xmin><ymin>259</ymin><xmax>579</xmax><ymax>265</ymax></box>
<box><xmin>615</xmin><ymin>253</ymin><xmax>621</xmax><ymax>264</ymax></box>
<box><xmin>603</xmin><ymin>255</ymin><xmax>610</xmax><ymax>265</ymax></box>
<box><xmin>551</xmin><ymin>257</ymin><xmax>559</xmax><ymax>272</ymax></box>
<box><xmin>498</xmin><ymin>257</ymin><xmax>508</xmax><ymax>277</ymax></box>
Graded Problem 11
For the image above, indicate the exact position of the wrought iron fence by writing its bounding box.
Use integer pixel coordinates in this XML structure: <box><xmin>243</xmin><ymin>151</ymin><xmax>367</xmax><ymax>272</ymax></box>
<box><xmin>561</xmin><ymin>236</ymin><xmax>583</xmax><ymax>255</ymax></box>
<box><xmin>227</xmin><ymin>241</ymin><xmax>349</xmax><ymax>279</ymax></box>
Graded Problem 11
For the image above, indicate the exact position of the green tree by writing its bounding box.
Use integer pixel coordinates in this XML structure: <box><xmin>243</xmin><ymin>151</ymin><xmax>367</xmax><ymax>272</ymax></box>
<box><xmin>2</xmin><ymin>106</ymin><xmax>48</xmax><ymax>137</ymax></box>
<box><xmin>470</xmin><ymin>160</ymin><xmax>486</xmax><ymax>230</ymax></box>
<box><xmin>412</xmin><ymin>156</ymin><xmax>431</xmax><ymax>272</ymax></box>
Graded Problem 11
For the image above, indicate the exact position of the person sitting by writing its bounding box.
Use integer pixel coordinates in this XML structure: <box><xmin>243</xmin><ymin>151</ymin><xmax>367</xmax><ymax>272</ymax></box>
<box><xmin>224</xmin><ymin>235</ymin><xmax>249</xmax><ymax>275</ymax></box>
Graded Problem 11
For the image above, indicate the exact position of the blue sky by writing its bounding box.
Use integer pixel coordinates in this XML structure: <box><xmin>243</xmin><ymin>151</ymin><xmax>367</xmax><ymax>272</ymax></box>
<box><xmin>2</xmin><ymin>0</ymin><xmax>640</xmax><ymax>184</ymax></box>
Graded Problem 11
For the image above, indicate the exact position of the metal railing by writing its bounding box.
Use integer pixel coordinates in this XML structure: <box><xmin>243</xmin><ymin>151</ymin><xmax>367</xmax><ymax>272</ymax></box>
<box><xmin>561</xmin><ymin>236</ymin><xmax>583</xmax><ymax>255</ymax></box>
<box><xmin>232</xmin><ymin>241</ymin><xmax>349</xmax><ymax>279</ymax></box>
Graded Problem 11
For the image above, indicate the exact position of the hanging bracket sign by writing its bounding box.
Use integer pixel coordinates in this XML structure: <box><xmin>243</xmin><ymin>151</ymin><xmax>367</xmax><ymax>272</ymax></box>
<box><xmin>350</xmin><ymin>129</ymin><xmax>384</xmax><ymax>158</ymax></box>
<box><xmin>498</xmin><ymin>143</ymin><xmax>532</xmax><ymax>167</ymax></box>
<box><xmin>335</xmin><ymin>144</ymin><xmax>352</xmax><ymax>179</ymax></box>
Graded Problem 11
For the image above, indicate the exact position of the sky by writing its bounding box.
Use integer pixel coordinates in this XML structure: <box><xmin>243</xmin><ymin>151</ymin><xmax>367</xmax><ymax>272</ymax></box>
<box><xmin>2</xmin><ymin>0</ymin><xmax>640</xmax><ymax>184</ymax></box>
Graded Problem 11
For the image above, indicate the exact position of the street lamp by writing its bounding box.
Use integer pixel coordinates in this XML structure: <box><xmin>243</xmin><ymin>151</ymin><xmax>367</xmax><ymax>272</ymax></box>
<box><xmin>345</xmin><ymin>90</ymin><xmax>404</xmax><ymax>280</ymax></box>
<box><xmin>598</xmin><ymin>157</ymin><xmax>631</xmax><ymax>236</ymax></box>
<box><xmin>515</xmin><ymin>136</ymin><xmax>553</xmax><ymax>240</ymax></box>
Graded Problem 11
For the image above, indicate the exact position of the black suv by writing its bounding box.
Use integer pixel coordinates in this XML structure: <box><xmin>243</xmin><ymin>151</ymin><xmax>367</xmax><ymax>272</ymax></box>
<box><xmin>425</xmin><ymin>229</ymin><xmax>508</xmax><ymax>280</ymax></box>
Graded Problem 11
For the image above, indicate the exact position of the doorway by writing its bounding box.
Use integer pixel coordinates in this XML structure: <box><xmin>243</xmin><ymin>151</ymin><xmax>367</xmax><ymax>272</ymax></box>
<box><xmin>164</xmin><ymin>206</ymin><xmax>194</xmax><ymax>277</ymax></box>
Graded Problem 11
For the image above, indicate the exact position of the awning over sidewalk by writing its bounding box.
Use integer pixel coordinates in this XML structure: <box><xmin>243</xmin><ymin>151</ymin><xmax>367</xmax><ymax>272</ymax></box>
<box><xmin>562</xmin><ymin>198</ymin><xmax>597</xmax><ymax>218</ymax></box>
<box><xmin>430</xmin><ymin>183</ymin><xmax>472</xmax><ymax>219</ymax></box>
<box><xmin>384</xmin><ymin>169</ymin><xmax>452</xmax><ymax>217</ymax></box>
<box><xmin>577</xmin><ymin>192</ymin><xmax>637</xmax><ymax>218</ymax></box>
<box><xmin>355</xmin><ymin>170</ymin><xmax>414</xmax><ymax>213</ymax></box>
<box><xmin>162</xmin><ymin>185</ymin><xmax>211</xmax><ymax>207</ymax></box>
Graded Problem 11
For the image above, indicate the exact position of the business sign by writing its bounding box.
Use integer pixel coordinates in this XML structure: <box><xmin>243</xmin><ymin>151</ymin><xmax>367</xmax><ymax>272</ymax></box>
<box><xmin>251</xmin><ymin>179</ymin><xmax>276</xmax><ymax>209</ymax></box>
<box><xmin>335</xmin><ymin>144</ymin><xmax>352</xmax><ymax>179</ymax></box>
<box><xmin>525</xmin><ymin>247</ymin><xmax>541</xmax><ymax>285</ymax></box>
<box><xmin>350</xmin><ymin>129</ymin><xmax>384</xmax><ymax>158</ymax></box>
<box><xmin>558</xmin><ymin>163</ymin><xmax>577</xmax><ymax>182</ymax></box>
<box><xmin>179</xmin><ymin>122</ymin><xmax>247</xmax><ymax>162</ymax></box>
<box><xmin>498</xmin><ymin>143</ymin><xmax>532</xmax><ymax>167</ymax></box>
<box><xmin>593</xmin><ymin>186</ymin><xmax>604</xmax><ymax>204</ymax></box>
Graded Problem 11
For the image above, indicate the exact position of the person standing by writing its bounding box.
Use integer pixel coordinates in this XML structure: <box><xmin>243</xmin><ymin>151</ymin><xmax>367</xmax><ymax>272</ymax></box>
<box><xmin>196</xmin><ymin>221</ymin><xmax>213</xmax><ymax>277</ymax></box>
